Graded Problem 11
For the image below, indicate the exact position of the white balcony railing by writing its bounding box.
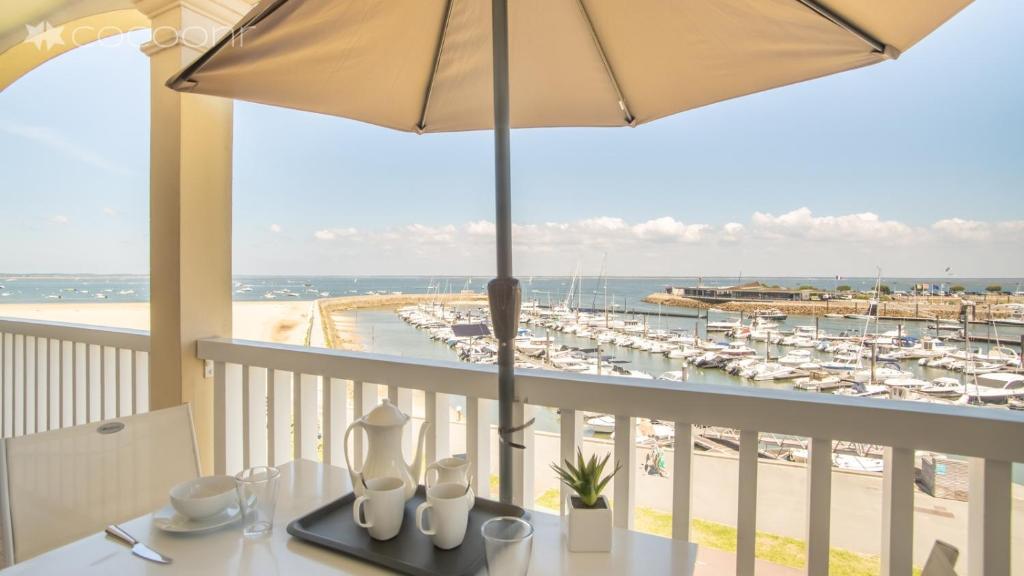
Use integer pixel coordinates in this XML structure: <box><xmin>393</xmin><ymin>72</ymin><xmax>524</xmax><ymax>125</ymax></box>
<box><xmin>0</xmin><ymin>319</ymin><xmax>150</xmax><ymax>437</ymax></box>
<box><xmin>198</xmin><ymin>336</ymin><xmax>1023</xmax><ymax>576</ymax></box>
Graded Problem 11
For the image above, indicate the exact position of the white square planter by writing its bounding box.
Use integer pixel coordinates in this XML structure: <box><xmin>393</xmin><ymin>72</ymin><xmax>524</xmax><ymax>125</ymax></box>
<box><xmin>567</xmin><ymin>495</ymin><xmax>612</xmax><ymax>552</ymax></box>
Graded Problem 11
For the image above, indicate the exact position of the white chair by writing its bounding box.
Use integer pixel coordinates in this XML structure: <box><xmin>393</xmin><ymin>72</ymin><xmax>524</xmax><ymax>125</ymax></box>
<box><xmin>0</xmin><ymin>405</ymin><xmax>200</xmax><ymax>565</ymax></box>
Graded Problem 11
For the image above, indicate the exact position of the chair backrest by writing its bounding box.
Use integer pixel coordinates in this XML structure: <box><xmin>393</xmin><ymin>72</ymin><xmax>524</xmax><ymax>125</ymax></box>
<box><xmin>0</xmin><ymin>405</ymin><xmax>200</xmax><ymax>564</ymax></box>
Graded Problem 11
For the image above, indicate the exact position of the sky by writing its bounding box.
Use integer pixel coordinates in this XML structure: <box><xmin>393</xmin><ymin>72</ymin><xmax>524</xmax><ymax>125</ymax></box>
<box><xmin>1</xmin><ymin>1</ymin><xmax>1022</xmax><ymax>278</ymax></box>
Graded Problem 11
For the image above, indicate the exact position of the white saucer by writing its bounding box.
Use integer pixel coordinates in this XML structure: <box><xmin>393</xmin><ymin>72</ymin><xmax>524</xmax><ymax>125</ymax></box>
<box><xmin>153</xmin><ymin>504</ymin><xmax>241</xmax><ymax>534</ymax></box>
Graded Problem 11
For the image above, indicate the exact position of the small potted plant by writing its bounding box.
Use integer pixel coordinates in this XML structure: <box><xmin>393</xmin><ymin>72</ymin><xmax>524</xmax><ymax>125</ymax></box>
<box><xmin>551</xmin><ymin>448</ymin><xmax>621</xmax><ymax>552</ymax></box>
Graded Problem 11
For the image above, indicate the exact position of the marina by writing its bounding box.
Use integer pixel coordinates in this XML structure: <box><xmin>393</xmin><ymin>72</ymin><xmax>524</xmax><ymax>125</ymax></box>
<box><xmin>323</xmin><ymin>277</ymin><xmax>1024</xmax><ymax>477</ymax></box>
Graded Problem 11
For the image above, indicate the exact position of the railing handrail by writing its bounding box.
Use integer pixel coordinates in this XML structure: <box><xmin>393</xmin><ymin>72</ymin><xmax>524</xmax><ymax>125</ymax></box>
<box><xmin>0</xmin><ymin>317</ymin><xmax>150</xmax><ymax>351</ymax></box>
<box><xmin>197</xmin><ymin>336</ymin><xmax>1024</xmax><ymax>463</ymax></box>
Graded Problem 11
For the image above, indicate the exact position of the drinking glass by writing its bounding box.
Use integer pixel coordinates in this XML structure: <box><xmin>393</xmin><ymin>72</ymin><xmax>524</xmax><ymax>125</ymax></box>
<box><xmin>482</xmin><ymin>516</ymin><xmax>533</xmax><ymax>576</ymax></box>
<box><xmin>235</xmin><ymin>466</ymin><xmax>280</xmax><ymax>538</ymax></box>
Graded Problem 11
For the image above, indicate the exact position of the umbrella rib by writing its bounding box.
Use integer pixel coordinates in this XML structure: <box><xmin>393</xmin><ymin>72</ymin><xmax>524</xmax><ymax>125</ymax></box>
<box><xmin>793</xmin><ymin>0</ymin><xmax>895</xmax><ymax>57</ymax></box>
<box><xmin>166</xmin><ymin>0</ymin><xmax>293</xmax><ymax>90</ymax></box>
<box><xmin>416</xmin><ymin>0</ymin><xmax>456</xmax><ymax>133</ymax></box>
<box><xmin>573</xmin><ymin>0</ymin><xmax>635</xmax><ymax>126</ymax></box>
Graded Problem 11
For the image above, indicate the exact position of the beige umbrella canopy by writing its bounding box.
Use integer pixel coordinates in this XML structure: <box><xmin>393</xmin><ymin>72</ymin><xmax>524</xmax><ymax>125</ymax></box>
<box><xmin>168</xmin><ymin>0</ymin><xmax>970</xmax><ymax>505</ymax></box>
<box><xmin>169</xmin><ymin>0</ymin><xmax>969</xmax><ymax>133</ymax></box>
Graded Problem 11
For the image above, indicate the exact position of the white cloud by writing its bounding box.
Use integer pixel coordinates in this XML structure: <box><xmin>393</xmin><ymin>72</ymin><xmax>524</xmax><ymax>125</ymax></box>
<box><xmin>102</xmin><ymin>207</ymin><xmax>117</xmax><ymax>217</ymax></box>
<box><xmin>49</xmin><ymin>214</ymin><xmax>69</xmax><ymax>224</ymax></box>
<box><xmin>291</xmin><ymin>213</ymin><xmax>1024</xmax><ymax>276</ymax></box>
<box><xmin>269</xmin><ymin>223</ymin><xmax>282</xmax><ymax>233</ymax></box>
<box><xmin>314</xmin><ymin>227</ymin><xmax>358</xmax><ymax>241</ymax></box>
<box><xmin>403</xmin><ymin>224</ymin><xmax>456</xmax><ymax>244</ymax></box>
<box><xmin>466</xmin><ymin>220</ymin><xmax>495</xmax><ymax>236</ymax></box>
<box><xmin>932</xmin><ymin>218</ymin><xmax>989</xmax><ymax>241</ymax></box>
<box><xmin>631</xmin><ymin>217</ymin><xmax>708</xmax><ymax>243</ymax></box>
<box><xmin>750</xmin><ymin>207</ymin><xmax>913</xmax><ymax>242</ymax></box>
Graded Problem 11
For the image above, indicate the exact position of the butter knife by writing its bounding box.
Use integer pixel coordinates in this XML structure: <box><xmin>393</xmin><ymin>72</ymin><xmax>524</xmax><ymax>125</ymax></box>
<box><xmin>105</xmin><ymin>524</ymin><xmax>173</xmax><ymax>564</ymax></box>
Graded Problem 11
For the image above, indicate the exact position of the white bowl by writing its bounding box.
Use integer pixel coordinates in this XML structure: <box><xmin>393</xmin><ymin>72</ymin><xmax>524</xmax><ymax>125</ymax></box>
<box><xmin>169</xmin><ymin>476</ymin><xmax>238</xmax><ymax>520</ymax></box>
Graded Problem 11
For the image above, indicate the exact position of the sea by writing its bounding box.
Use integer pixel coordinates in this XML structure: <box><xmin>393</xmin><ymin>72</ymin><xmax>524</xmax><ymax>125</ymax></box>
<box><xmin>1</xmin><ymin>274</ymin><xmax>1020</xmax><ymax>306</ymax></box>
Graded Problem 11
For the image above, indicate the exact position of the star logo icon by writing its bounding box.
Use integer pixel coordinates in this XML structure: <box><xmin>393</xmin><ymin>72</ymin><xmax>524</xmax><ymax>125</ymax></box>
<box><xmin>24</xmin><ymin>21</ymin><xmax>65</xmax><ymax>51</ymax></box>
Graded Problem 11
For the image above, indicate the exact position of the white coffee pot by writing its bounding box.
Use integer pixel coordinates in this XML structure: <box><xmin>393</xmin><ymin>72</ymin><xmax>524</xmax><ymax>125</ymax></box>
<box><xmin>344</xmin><ymin>399</ymin><xmax>430</xmax><ymax>501</ymax></box>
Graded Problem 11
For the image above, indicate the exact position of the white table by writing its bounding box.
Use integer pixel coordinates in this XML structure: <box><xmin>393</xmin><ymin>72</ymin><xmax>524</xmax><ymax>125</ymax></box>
<box><xmin>2</xmin><ymin>460</ymin><xmax>696</xmax><ymax>575</ymax></box>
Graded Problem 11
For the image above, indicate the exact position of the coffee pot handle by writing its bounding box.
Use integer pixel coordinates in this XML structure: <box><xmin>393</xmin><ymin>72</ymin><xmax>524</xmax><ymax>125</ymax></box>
<box><xmin>344</xmin><ymin>421</ymin><xmax>365</xmax><ymax>475</ymax></box>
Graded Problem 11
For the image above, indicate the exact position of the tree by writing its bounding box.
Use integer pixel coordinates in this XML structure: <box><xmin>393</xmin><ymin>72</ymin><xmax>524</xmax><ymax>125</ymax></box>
<box><xmin>950</xmin><ymin>285</ymin><xmax>966</xmax><ymax>293</ymax></box>
<box><xmin>797</xmin><ymin>284</ymin><xmax>818</xmax><ymax>291</ymax></box>
<box><xmin>986</xmin><ymin>284</ymin><xmax>1002</xmax><ymax>293</ymax></box>
<box><xmin>878</xmin><ymin>284</ymin><xmax>892</xmax><ymax>295</ymax></box>
<box><xmin>836</xmin><ymin>285</ymin><xmax>852</xmax><ymax>292</ymax></box>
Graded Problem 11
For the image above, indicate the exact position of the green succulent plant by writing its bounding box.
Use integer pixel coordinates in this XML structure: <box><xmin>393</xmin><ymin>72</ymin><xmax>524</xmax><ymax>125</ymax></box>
<box><xmin>550</xmin><ymin>448</ymin><xmax>621</xmax><ymax>508</ymax></box>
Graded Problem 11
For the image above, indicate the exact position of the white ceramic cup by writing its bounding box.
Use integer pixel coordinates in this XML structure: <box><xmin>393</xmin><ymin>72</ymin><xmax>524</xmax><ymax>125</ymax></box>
<box><xmin>415</xmin><ymin>482</ymin><xmax>474</xmax><ymax>550</ymax></box>
<box><xmin>352</xmin><ymin>477</ymin><xmax>406</xmax><ymax>541</ymax></box>
<box><xmin>425</xmin><ymin>457</ymin><xmax>473</xmax><ymax>488</ymax></box>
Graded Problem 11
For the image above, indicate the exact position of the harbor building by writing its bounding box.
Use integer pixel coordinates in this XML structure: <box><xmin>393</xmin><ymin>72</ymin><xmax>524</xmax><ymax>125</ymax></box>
<box><xmin>667</xmin><ymin>282</ymin><xmax>815</xmax><ymax>303</ymax></box>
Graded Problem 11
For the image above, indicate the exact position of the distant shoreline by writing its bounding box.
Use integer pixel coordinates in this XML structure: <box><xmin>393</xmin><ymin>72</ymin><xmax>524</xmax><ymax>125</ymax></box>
<box><xmin>3</xmin><ymin>273</ymin><xmax>1022</xmax><ymax>280</ymax></box>
<box><xmin>644</xmin><ymin>292</ymin><xmax>1024</xmax><ymax>321</ymax></box>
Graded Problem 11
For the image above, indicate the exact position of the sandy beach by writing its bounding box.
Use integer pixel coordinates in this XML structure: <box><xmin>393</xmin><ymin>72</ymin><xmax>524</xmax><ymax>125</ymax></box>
<box><xmin>0</xmin><ymin>301</ymin><xmax>315</xmax><ymax>345</ymax></box>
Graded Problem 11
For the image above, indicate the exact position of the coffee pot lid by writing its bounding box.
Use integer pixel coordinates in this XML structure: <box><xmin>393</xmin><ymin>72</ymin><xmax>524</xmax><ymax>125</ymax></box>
<box><xmin>363</xmin><ymin>398</ymin><xmax>409</xmax><ymax>427</ymax></box>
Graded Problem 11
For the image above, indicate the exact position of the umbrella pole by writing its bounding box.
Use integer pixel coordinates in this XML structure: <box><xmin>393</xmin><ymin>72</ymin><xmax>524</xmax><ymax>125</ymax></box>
<box><xmin>492</xmin><ymin>0</ymin><xmax>515</xmax><ymax>505</ymax></box>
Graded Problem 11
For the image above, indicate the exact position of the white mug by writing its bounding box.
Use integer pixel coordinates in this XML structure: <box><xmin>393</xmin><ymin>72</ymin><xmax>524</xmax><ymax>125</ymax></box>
<box><xmin>415</xmin><ymin>482</ymin><xmax>474</xmax><ymax>550</ymax></box>
<box><xmin>353</xmin><ymin>477</ymin><xmax>406</xmax><ymax>540</ymax></box>
<box><xmin>425</xmin><ymin>457</ymin><xmax>473</xmax><ymax>488</ymax></box>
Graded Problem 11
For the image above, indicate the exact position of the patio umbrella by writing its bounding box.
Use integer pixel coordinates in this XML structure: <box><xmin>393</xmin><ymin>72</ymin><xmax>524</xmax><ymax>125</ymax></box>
<box><xmin>168</xmin><ymin>0</ymin><xmax>970</xmax><ymax>504</ymax></box>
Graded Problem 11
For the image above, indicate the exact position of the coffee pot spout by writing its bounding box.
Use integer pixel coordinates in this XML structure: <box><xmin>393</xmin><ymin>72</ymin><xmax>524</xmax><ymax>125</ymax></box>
<box><xmin>407</xmin><ymin>421</ymin><xmax>432</xmax><ymax>484</ymax></box>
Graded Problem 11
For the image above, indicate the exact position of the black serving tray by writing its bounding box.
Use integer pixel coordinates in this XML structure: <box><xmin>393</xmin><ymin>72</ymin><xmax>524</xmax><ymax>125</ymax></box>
<box><xmin>287</xmin><ymin>485</ymin><xmax>527</xmax><ymax>576</ymax></box>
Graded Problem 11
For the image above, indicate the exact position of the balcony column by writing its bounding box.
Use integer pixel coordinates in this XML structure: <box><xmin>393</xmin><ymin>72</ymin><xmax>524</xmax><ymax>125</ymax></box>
<box><xmin>136</xmin><ymin>0</ymin><xmax>250</xmax><ymax>473</ymax></box>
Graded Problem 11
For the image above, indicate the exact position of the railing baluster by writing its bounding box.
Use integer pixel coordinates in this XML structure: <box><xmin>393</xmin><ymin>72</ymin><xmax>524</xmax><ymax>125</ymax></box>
<box><xmin>241</xmin><ymin>365</ymin><xmax>251</xmax><ymax>469</ymax></box>
<box><xmin>85</xmin><ymin>343</ymin><xmax>93</xmax><ymax>423</ymax></box>
<box><xmin>388</xmin><ymin>385</ymin><xmax>413</xmax><ymax>461</ymax></box>
<box><xmin>130</xmin><ymin>350</ymin><xmax>139</xmax><ymax>415</ymax></box>
<box><xmin>15</xmin><ymin>334</ymin><xmax>24</xmax><ymax>436</ymax></box>
<box><xmin>425</xmin><ymin>392</ymin><xmax>450</xmax><ymax>465</ymax></box>
<box><xmin>511</xmin><ymin>402</ymin><xmax>534</xmax><ymax>508</ymax></box>
<box><xmin>136</xmin><ymin>350</ymin><xmax>149</xmax><ymax>414</ymax></box>
<box><xmin>72</xmin><ymin>342</ymin><xmax>79</xmax><ymax>425</ymax></box>
<box><xmin>294</xmin><ymin>373</ymin><xmax>318</xmax><ymax>461</ymax></box>
<box><xmin>613</xmin><ymin>415</ymin><xmax>636</xmax><ymax>529</ymax></box>
<box><xmin>737</xmin><ymin>430</ymin><xmax>759</xmax><ymax>576</ymax></box>
<box><xmin>100</xmin><ymin>344</ymin><xmax>109</xmax><ymax>420</ymax></box>
<box><xmin>559</xmin><ymin>408</ymin><xmax>582</xmax><ymax>515</ymax></box>
<box><xmin>881</xmin><ymin>446</ymin><xmax>914</xmax><ymax>576</ymax></box>
<box><xmin>466</xmin><ymin>397</ymin><xmax>491</xmax><ymax>499</ymax></box>
<box><xmin>27</xmin><ymin>336</ymin><xmax>36</xmax><ymax>434</ymax></box>
<box><xmin>967</xmin><ymin>457</ymin><xmax>1011</xmax><ymax>576</ymax></box>
<box><xmin>322</xmin><ymin>376</ymin><xmax>347</xmax><ymax>467</ymax></box>
<box><xmin>1</xmin><ymin>332</ymin><xmax>7</xmax><ymax>437</ymax></box>
<box><xmin>114</xmin><ymin>347</ymin><xmax>122</xmax><ymax>418</ymax></box>
<box><xmin>268</xmin><ymin>369</ymin><xmax>292</xmax><ymax>466</ymax></box>
<box><xmin>42</xmin><ymin>338</ymin><xmax>50</xmax><ymax>431</ymax></box>
<box><xmin>18</xmin><ymin>334</ymin><xmax>26</xmax><ymax>432</ymax></box>
<box><xmin>248</xmin><ymin>368</ymin><xmax>268</xmax><ymax>466</ymax></box>
<box><xmin>58</xmin><ymin>341</ymin><xmax>66</xmax><ymax>427</ymax></box>
<box><xmin>45</xmin><ymin>338</ymin><xmax>53</xmax><ymax>430</ymax></box>
<box><xmin>806</xmin><ymin>437</ymin><xmax>832</xmax><ymax>575</ymax></box>
<box><xmin>213</xmin><ymin>361</ymin><xmax>227</xmax><ymax>475</ymax></box>
<box><xmin>672</xmin><ymin>421</ymin><xmax>693</xmax><ymax>541</ymax></box>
